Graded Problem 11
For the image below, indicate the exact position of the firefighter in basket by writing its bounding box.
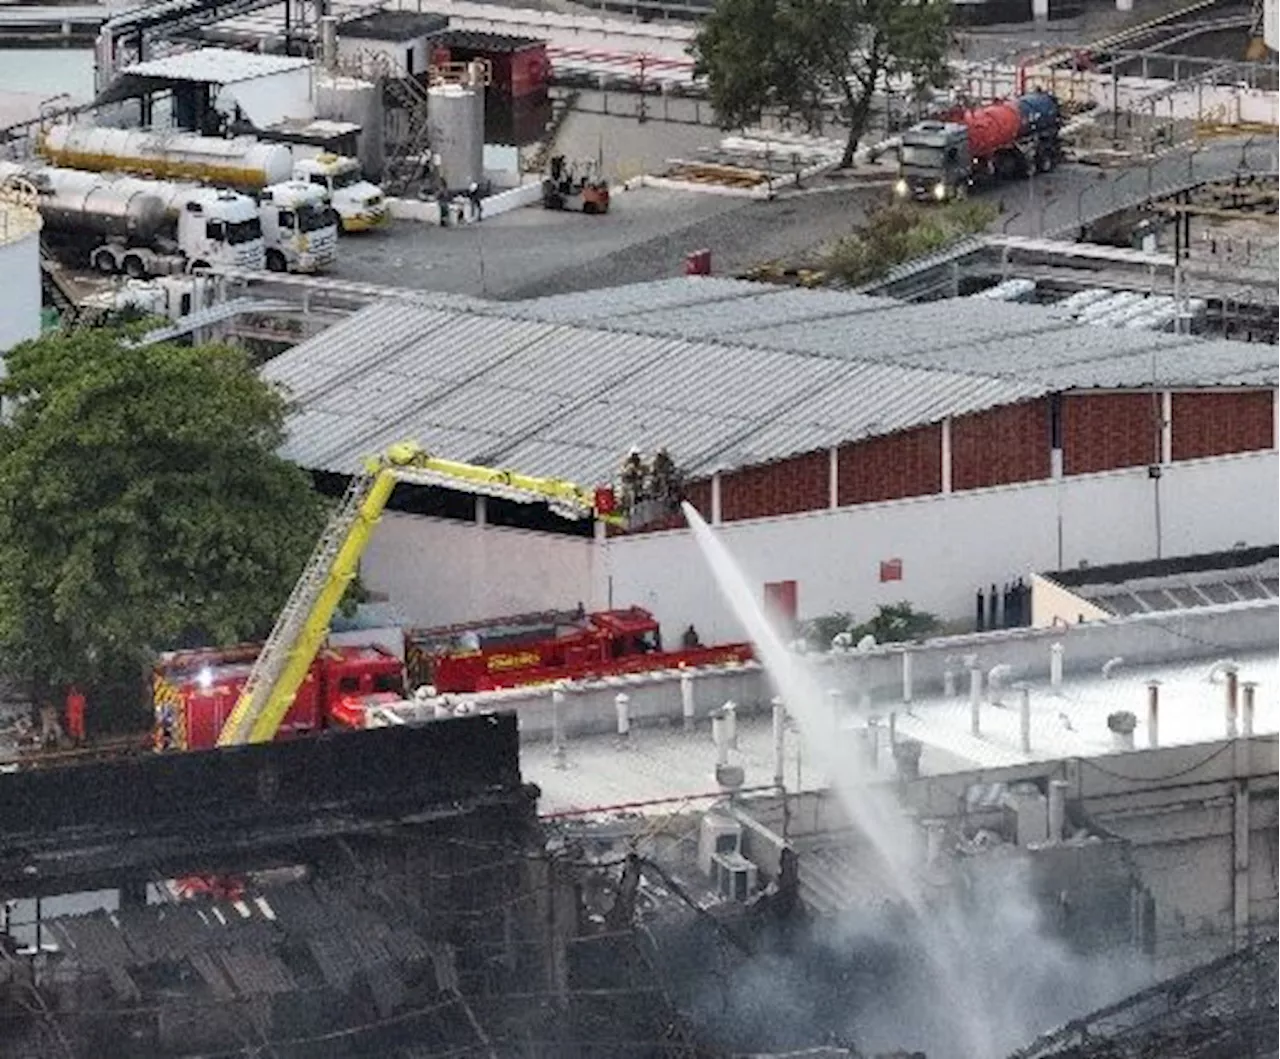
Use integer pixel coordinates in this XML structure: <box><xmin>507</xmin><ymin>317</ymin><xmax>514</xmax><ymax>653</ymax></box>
<box><xmin>619</xmin><ymin>447</ymin><xmax>648</xmax><ymax>512</ymax></box>
<box><xmin>648</xmin><ymin>447</ymin><xmax>679</xmax><ymax>505</ymax></box>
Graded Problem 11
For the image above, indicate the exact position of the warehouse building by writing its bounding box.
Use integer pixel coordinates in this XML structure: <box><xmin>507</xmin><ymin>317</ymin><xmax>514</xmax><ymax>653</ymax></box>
<box><xmin>262</xmin><ymin>278</ymin><xmax>1279</xmax><ymax>640</ymax></box>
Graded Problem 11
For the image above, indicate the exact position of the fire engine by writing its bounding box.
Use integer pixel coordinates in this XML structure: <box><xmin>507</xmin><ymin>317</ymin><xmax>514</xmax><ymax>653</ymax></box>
<box><xmin>405</xmin><ymin>606</ymin><xmax>753</xmax><ymax>694</ymax></box>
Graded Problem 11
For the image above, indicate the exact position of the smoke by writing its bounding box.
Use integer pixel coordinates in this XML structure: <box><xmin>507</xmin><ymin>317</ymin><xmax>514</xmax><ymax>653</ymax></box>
<box><xmin>677</xmin><ymin>503</ymin><xmax>1151</xmax><ymax>1058</ymax></box>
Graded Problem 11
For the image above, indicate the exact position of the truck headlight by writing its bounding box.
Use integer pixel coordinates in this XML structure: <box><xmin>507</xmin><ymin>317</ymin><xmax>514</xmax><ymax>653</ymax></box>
<box><xmin>933</xmin><ymin>182</ymin><xmax>948</xmax><ymax>201</ymax></box>
<box><xmin>894</xmin><ymin>179</ymin><xmax>909</xmax><ymax>197</ymax></box>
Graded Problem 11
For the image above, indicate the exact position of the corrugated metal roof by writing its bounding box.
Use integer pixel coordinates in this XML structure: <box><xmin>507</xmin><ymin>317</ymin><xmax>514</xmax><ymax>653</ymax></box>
<box><xmin>123</xmin><ymin>48</ymin><xmax>310</xmax><ymax>83</ymax></box>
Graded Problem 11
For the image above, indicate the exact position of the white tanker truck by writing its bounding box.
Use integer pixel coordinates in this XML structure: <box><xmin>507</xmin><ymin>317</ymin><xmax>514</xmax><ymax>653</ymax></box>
<box><xmin>38</xmin><ymin>125</ymin><xmax>388</xmax><ymax>234</ymax></box>
<box><xmin>0</xmin><ymin>162</ymin><xmax>264</xmax><ymax>277</ymax></box>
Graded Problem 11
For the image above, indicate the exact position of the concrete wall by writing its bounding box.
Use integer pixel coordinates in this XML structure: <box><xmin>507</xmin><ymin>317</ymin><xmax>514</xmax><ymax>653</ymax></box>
<box><xmin>359</xmin><ymin>510</ymin><xmax>597</xmax><ymax>627</ymax></box>
<box><xmin>609</xmin><ymin>451</ymin><xmax>1279</xmax><ymax>643</ymax></box>
<box><xmin>0</xmin><ymin>204</ymin><xmax>41</xmax><ymax>354</ymax></box>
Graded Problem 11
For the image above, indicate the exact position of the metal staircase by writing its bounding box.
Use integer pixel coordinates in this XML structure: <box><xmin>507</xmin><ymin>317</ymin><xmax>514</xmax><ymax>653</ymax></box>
<box><xmin>337</xmin><ymin>49</ymin><xmax>435</xmax><ymax>195</ymax></box>
<box><xmin>218</xmin><ymin>469</ymin><xmax>377</xmax><ymax>745</ymax></box>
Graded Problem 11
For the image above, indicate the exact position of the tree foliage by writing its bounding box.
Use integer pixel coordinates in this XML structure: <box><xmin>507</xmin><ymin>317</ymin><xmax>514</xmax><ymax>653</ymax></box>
<box><xmin>803</xmin><ymin>602</ymin><xmax>941</xmax><ymax>651</ymax></box>
<box><xmin>692</xmin><ymin>0</ymin><xmax>952</xmax><ymax>166</ymax></box>
<box><xmin>0</xmin><ymin>327</ymin><xmax>329</xmax><ymax>704</ymax></box>
<box><xmin>824</xmin><ymin>199</ymin><xmax>996</xmax><ymax>285</ymax></box>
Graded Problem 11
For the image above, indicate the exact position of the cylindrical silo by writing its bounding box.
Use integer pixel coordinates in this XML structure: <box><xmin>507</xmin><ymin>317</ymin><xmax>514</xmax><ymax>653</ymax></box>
<box><xmin>427</xmin><ymin>83</ymin><xmax>485</xmax><ymax>192</ymax></box>
<box><xmin>316</xmin><ymin>74</ymin><xmax>385</xmax><ymax>182</ymax></box>
<box><xmin>0</xmin><ymin>180</ymin><xmax>42</xmax><ymax>354</ymax></box>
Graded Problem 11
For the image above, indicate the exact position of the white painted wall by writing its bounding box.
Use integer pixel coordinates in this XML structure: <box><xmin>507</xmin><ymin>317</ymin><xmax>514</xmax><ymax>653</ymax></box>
<box><xmin>336</xmin><ymin>35</ymin><xmax>436</xmax><ymax>78</ymax></box>
<box><xmin>605</xmin><ymin>452</ymin><xmax>1280</xmax><ymax>644</ymax></box>
<box><xmin>0</xmin><ymin>207</ymin><xmax>41</xmax><ymax>355</ymax></box>
<box><xmin>358</xmin><ymin>510</ymin><xmax>598</xmax><ymax>627</ymax></box>
<box><xmin>216</xmin><ymin>69</ymin><xmax>315</xmax><ymax>127</ymax></box>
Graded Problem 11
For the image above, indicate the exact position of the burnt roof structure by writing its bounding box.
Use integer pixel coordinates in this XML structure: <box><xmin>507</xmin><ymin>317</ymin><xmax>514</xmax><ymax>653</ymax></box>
<box><xmin>338</xmin><ymin>10</ymin><xmax>449</xmax><ymax>41</ymax></box>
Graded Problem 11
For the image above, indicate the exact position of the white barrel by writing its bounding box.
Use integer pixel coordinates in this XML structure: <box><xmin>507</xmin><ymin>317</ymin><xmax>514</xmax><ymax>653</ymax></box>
<box><xmin>39</xmin><ymin>125</ymin><xmax>294</xmax><ymax>189</ymax></box>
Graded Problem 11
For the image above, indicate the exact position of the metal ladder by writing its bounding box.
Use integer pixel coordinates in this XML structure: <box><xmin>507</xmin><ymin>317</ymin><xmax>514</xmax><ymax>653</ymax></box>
<box><xmin>221</xmin><ymin>469</ymin><xmax>376</xmax><ymax>743</ymax></box>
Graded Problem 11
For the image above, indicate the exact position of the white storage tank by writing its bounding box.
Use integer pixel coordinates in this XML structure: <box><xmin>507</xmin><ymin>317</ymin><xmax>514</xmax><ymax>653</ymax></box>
<box><xmin>0</xmin><ymin>180</ymin><xmax>43</xmax><ymax>354</ymax></box>
<box><xmin>427</xmin><ymin>83</ymin><xmax>484</xmax><ymax>192</ymax></box>
<box><xmin>315</xmin><ymin>74</ymin><xmax>385</xmax><ymax>180</ymax></box>
<box><xmin>38</xmin><ymin>125</ymin><xmax>294</xmax><ymax>190</ymax></box>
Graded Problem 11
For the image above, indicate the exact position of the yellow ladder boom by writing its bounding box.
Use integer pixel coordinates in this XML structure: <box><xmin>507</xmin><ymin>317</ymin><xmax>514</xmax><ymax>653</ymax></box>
<box><xmin>216</xmin><ymin>442</ymin><xmax>620</xmax><ymax>747</ymax></box>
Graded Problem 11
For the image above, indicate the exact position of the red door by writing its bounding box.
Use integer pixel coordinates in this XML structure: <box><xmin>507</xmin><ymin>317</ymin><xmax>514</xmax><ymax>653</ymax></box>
<box><xmin>763</xmin><ymin>580</ymin><xmax>798</xmax><ymax>633</ymax></box>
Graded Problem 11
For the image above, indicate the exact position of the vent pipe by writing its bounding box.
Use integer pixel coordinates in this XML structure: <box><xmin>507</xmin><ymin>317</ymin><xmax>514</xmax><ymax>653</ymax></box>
<box><xmin>1048</xmin><ymin>779</ymin><xmax>1069</xmax><ymax>843</ymax></box>
<box><xmin>772</xmin><ymin>697</ymin><xmax>786</xmax><ymax>788</ymax></box>
<box><xmin>1018</xmin><ymin>683</ymin><xmax>1031</xmax><ymax>753</ymax></box>
<box><xmin>680</xmin><ymin>670</ymin><xmax>695</xmax><ymax>730</ymax></box>
<box><xmin>1225</xmin><ymin>668</ymin><xmax>1239</xmax><ymax>738</ymax></box>
<box><xmin>1049</xmin><ymin>642</ymin><xmax>1064</xmax><ymax>688</ymax></box>
<box><xmin>723</xmin><ymin>699</ymin><xmax>738</xmax><ymax>749</ymax></box>
<box><xmin>1242</xmin><ymin>682</ymin><xmax>1256</xmax><ymax>737</ymax></box>
<box><xmin>901</xmin><ymin>650</ymin><xmax>913</xmax><ymax>703</ymax></box>
<box><xmin>1147</xmin><ymin>680</ymin><xmax>1160</xmax><ymax>748</ymax></box>
<box><xmin>1101</xmin><ymin>656</ymin><xmax>1124</xmax><ymax>679</ymax></box>
<box><xmin>943</xmin><ymin>658</ymin><xmax>956</xmax><ymax>699</ymax></box>
<box><xmin>968</xmin><ymin>661</ymin><xmax>982</xmax><ymax>736</ymax></box>
<box><xmin>319</xmin><ymin>15</ymin><xmax>337</xmax><ymax>72</ymax></box>
<box><xmin>615</xmin><ymin>692</ymin><xmax>630</xmax><ymax>740</ymax></box>
<box><xmin>987</xmin><ymin>663</ymin><xmax>1013</xmax><ymax>705</ymax></box>
<box><xmin>711</xmin><ymin>711</ymin><xmax>728</xmax><ymax>768</ymax></box>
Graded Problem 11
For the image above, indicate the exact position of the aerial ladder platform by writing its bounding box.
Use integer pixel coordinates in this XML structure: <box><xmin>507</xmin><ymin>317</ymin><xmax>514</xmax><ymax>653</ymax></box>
<box><xmin>216</xmin><ymin>442</ymin><xmax>630</xmax><ymax>747</ymax></box>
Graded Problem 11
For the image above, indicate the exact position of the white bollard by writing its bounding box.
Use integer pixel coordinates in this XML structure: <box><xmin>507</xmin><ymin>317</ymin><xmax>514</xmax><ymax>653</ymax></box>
<box><xmin>681</xmin><ymin>670</ymin><xmax>695</xmax><ymax>731</ymax></box>
<box><xmin>1019</xmin><ymin>684</ymin><xmax>1031</xmax><ymax>753</ymax></box>
<box><xmin>772</xmin><ymin>697</ymin><xmax>786</xmax><ymax>788</ymax></box>
<box><xmin>1242</xmin><ymin>682</ymin><xmax>1256</xmax><ymax>737</ymax></box>
<box><xmin>1050</xmin><ymin>643</ymin><xmax>1064</xmax><ymax>688</ymax></box>
<box><xmin>969</xmin><ymin>666</ymin><xmax>982</xmax><ymax>736</ymax></box>
<box><xmin>723</xmin><ymin>699</ymin><xmax>738</xmax><ymax>749</ymax></box>
<box><xmin>615</xmin><ymin>692</ymin><xmax>630</xmax><ymax>739</ymax></box>
<box><xmin>1147</xmin><ymin>681</ymin><xmax>1160</xmax><ymax>748</ymax></box>
<box><xmin>901</xmin><ymin>650</ymin><xmax>913</xmax><ymax>704</ymax></box>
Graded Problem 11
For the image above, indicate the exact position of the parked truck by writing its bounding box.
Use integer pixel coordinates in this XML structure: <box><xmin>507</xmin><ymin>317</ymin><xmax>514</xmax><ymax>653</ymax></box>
<box><xmin>38</xmin><ymin>125</ymin><xmax>388</xmax><ymax>234</ymax></box>
<box><xmin>895</xmin><ymin>91</ymin><xmax>1062</xmax><ymax>202</ymax></box>
<box><xmin>2</xmin><ymin>162</ymin><xmax>335</xmax><ymax>273</ymax></box>
<box><xmin>0</xmin><ymin>162</ymin><xmax>265</xmax><ymax>276</ymax></box>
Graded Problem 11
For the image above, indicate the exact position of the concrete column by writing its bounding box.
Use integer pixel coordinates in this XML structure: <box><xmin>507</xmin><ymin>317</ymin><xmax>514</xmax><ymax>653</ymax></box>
<box><xmin>1048</xmin><ymin>779</ymin><xmax>1069</xmax><ymax>843</ymax></box>
<box><xmin>710</xmin><ymin>472</ymin><xmax>722</xmax><ymax>525</ymax></box>
<box><xmin>614</xmin><ymin>693</ymin><xmax>630</xmax><ymax>739</ymax></box>
<box><xmin>1018</xmin><ymin>684</ymin><xmax>1031</xmax><ymax>753</ymax></box>
<box><xmin>901</xmin><ymin>650</ymin><xmax>913</xmax><ymax>704</ymax></box>
<box><xmin>772</xmin><ymin>697</ymin><xmax>786</xmax><ymax>788</ymax></box>
<box><xmin>1147</xmin><ymin>681</ymin><xmax>1160</xmax><ymax>748</ymax></box>
<box><xmin>1050</xmin><ymin>642</ymin><xmax>1064</xmax><ymax>688</ymax></box>
<box><xmin>1242</xmin><ymin>682</ymin><xmax>1256</xmax><ymax>737</ymax></box>
<box><xmin>1232</xmin><ymin>779</ymin><xmax>1250</xmax><ymax>948</ymax></box>
<box><xmin>940</xmin><ymin>417</ymin><xmax>952</xmax><ymax>493</ymax></box>
<box><xmin>828</xmin><ymin>446</ymin><xmax>839</xmax><ymax>509</ymax></box>
<box><xmin>969</xmin><ymin>666</ymin><xmax>982</xmax><ymax>736</ymax></box>
<box><xmin>1160</xmin><ymin>391</ymin><xmax>1173</xmax><ymax>464</ymax></box>
<box><xmin>680</xmin><ymin>671</ymin><xmax>695</xmax><ymax>731</ymax></box>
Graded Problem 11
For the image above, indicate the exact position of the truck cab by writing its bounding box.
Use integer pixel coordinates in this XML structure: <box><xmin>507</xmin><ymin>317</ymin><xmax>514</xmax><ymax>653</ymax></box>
<box><xmin>895</xmin><ymin>121</ymin><xmax>971</xmax><ymax>202</ymax></box>
<box><xmin>258</xmin><ymin>180</ymin><xmax>338</xmax><ymax>273</ymax></box>
<box><xmin>292</xmin><ymin>154</ymin><xmax>388</xmax><ymax>233</ymax></box>
<box><xmin>174</xmin><ymin>188</ymin><xmax>266</xmax><ymax>271</ymax></box>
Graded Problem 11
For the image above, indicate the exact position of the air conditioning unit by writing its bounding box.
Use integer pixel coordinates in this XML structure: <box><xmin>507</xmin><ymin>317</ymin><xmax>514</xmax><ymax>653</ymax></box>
<box><xmin>711</xmin><ymin>851</ymin><xmax>757</xmax><ymax>903</ymax></box>
<box><xmin>697</xmin><ymin>812</ymin><xmax>742</xmax><ymax>877</ymax></box>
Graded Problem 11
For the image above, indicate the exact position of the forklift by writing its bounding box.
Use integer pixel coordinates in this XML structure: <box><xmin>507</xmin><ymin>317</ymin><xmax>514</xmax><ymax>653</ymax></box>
<box><xmin>541</xmin><ymin>155</ymin><xmax>610</xmax><ymax>215</ymax></box>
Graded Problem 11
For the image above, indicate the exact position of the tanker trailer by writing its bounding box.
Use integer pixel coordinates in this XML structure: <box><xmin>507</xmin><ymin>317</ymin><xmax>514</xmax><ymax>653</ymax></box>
<box><xmin>895</xmin><ymin>91</ymin><xmax>1062</xmax><ymax>202</ymax></box>
<box><xmin>0</xmin><ymin>162</ymin><xmax>265</xmax><ymax>277</ymax></box>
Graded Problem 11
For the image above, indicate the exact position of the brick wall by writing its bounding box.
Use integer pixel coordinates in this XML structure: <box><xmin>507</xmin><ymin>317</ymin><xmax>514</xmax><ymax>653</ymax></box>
<box><xmin>1171</xmin><ymin>390</ymin><xmax>1276</xmax><ymax>461</ymax></box>
<box><xmin>720</xmin><ymin>450</ymin><xmax>828</xmax><ymax>522</ymax></box>
<box><xmin>838</xmin><ymin>424</ymin><xmax>942</xmax><ymax>505</ymax></box>
<box><xmin>1062</xmin><ymin>392</ymin><xmax>1161</xmax><ymax>475</ymax></box>
<box><xmin>951</xmin><ymin>399</ymin><xmax>1051</xmax><ymax>490</ymax></box>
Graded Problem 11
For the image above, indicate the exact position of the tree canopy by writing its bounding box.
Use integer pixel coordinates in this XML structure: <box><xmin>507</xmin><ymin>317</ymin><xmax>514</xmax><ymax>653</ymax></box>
<box><xmin>691</xmin><ymin>0</ymin><xmax>952</xmax><ymax>166</ymax></box>
<box><xmin>0</xmin><ymin>326</ymin><xmax>328</xmax><ymax>704</ymax></box>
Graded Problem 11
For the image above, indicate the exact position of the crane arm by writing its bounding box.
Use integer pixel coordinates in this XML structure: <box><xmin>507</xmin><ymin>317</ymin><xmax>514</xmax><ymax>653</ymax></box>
<box><xmin>216</xmin><ymin>442</ymin><xmax>621</xmax><ymax>748</ymax></box>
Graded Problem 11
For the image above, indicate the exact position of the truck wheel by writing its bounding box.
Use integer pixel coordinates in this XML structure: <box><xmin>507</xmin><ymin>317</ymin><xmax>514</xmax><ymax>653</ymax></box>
<box><xmin>92</xmin><ymin>249</ymin><xmax>117</xmax><ymax>275</ymax></box>
<box><xmin>123</xmin><ymin>255</ymin><xmax>147</xmax><ymax>279</ymax></box>
<box><xmin>265</xmin><ymin>249</ymin><xmax>287</xmax><ymax>273</ymax></box>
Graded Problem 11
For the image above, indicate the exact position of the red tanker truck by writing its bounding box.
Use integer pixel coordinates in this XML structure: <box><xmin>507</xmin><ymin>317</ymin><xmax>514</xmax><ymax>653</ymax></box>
<box><xmin>895</xmin><ymin>91</ymin><xmax>1062</xmax><ymax>202</ymax></box>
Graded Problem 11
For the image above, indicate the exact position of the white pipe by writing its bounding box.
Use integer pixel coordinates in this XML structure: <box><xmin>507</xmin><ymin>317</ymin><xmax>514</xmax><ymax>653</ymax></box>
<box><xmin>1242</xmin><ymin>682</ymin><xmax>1256</xmax><ymax>737</ymax></box>
<box><xmin>772</xmin><ymin>697</ymin><xmax>786</xmax><ymax>788</ymax></box>
<box><xmin>615</xmin><ymin>692</ymin><xmax>630</xmax><ymax>738</ymax></box>
<box><xmin>943</xmin><ymin>660</ymin><xmax>956</xmax><ymax>699</ymax></box>
<box><xmin>1018</xmin><ymin>684</ymin><xmax>1031</xmax><ymax>753</ymax></box>
<box><xmin>1225</xmin><ymin>669</ymin><xmax>1239</xmax><ymax>738</ymax></box>
<box><xmin>987</xmin><ymin>663</ymin><xmax>1013</xmax><ymax>705</ymax></box>
<box><xmin>723</xmin><ymin>699</ymin><xmax>738</xmax><ymax>748</ymax></box>
<box><xmin>1147</xmin><ymin>680</ymin><xmax>1160</xmax><ymax>748</ymax></box>
<box><xmin>1101</xmin><ymin>656</ymin><xmax>1124</xmax><ymax>679</ymax></box>
<box><xmin>865</xmin><ymin>719</ymin><xmax>880</xmax><ymax>767</ymax></box>
<box><xmin>1048</xmin><ymin>780</ymin><xmax>1069</xmax><ymax>843</ymax></box>
<box><xmin>681</xmin><ymin>670</ymin><xmax>695</xmax><ymax>731</ymax></box>
<box><xmin>901</xmin><ymin>650</ymin><xmax>913</xmax><ymax>703</ymax></box>
<box><xmin>1050</xmin><ymin>642</ymin><xmax>1064</xmax><ymax>688</ymax></box>
<box><xmin>969</xmin><ymin>666</ymin><xmax>982</xmax><ymax>736</ymax></box>
<box><xmin>712</xmin><ymin>713</ymin><xmax>728</xmax><ymax>767</ymax></box>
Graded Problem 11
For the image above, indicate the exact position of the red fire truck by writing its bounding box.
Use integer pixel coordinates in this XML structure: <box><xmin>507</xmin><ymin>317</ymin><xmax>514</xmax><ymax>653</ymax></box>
<box><xmin>405</xmin><ymin>606</ymin><xmax>753</xmax><ymax>694</ymax></box>
<box><xmin>153</xmin><ymin>643</ymin><xmax>403</xmax><ymax>751</ymax></box>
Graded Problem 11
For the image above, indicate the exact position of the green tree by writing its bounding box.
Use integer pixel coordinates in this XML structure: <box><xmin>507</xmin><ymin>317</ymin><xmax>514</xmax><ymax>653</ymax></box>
<box><xmin>692</xmin><ymin>0</ymin><xmax>952</xmax><ymax>167</ymax></box>
<box><xmin>0</xmin><ymin>326</ymin><xmax>329</xmax><ymax>711</ymax></box>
